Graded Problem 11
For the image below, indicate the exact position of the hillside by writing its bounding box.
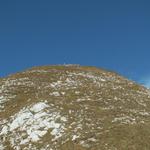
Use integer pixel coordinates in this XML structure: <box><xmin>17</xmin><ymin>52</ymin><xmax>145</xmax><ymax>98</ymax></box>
<box><xmin>0</xmin><ymin>65</ymin><xmax>150</xmax><ymax>150</ymax></box>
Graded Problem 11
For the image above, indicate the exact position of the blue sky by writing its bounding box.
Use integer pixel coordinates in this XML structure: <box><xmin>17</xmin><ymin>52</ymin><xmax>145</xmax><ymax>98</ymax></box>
<box><xmin>0</xmin><ymin>0</ymin><xmax>150</xmax><ymax>87</ymax></box>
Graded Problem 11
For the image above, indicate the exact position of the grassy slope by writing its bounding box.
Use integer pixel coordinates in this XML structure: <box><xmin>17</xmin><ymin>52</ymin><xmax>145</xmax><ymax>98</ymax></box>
<box><xmin>0</xmin><ymin>65</ymin><xmax>150</xmax><ymax>150</ymax></box>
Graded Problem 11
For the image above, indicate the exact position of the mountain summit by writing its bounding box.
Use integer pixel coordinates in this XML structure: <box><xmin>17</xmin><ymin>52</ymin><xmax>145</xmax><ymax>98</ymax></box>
<box><xmin>0</xmin><ymin>65</ymin><xmax>150</xmax><ymax>150</ymax></box>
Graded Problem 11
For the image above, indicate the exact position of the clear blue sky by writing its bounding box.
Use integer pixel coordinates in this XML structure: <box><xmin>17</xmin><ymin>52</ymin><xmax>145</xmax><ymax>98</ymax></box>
<box><xmin>0</xmin><ymin>0</ymin><xmax>150</xmax><ymax>86</ymax></box>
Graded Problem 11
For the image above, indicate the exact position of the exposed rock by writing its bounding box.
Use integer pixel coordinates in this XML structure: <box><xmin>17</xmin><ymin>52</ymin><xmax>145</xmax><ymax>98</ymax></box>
<box><xmin>0</xmin><ymin>65</ymin><xmax>150</xmax><ymax>150</ymax></box>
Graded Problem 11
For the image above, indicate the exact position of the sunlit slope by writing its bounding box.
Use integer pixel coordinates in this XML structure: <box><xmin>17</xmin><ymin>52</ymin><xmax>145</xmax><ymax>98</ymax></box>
<box><xmin>1</xmin><ymin>65</ymin><xmax>150</xmax><ymax>150</ymax></box>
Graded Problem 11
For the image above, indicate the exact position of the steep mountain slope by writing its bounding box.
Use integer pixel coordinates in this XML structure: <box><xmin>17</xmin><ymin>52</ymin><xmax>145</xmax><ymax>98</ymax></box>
<box><xmin>0</xmin><ymin>65</ymin><xmax>150</xmax><ymax>150</ymax></box>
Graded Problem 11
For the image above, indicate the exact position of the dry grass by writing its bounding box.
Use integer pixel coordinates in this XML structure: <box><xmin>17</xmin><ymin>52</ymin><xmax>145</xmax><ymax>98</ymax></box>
<box><xmin>1</xmin><ymin>65</ymin><xmax>150</xmax><ymax>150</ymax></box>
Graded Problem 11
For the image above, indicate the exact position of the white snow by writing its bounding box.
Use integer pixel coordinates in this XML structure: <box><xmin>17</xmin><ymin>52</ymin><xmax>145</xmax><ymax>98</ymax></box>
<box><xmin>0</xmin><ymin>96</ymin><xmax>7</xmax><ymax>111</ymax></box>
<box><xmin>50</xmin><ymin>81</ymin><xmax>62</xmax><ymax>88</ymax></box>
<box><xmin>29</xmin><ymin>132</ymin><xmax>40</xmax><ymax>142</ymax></box>
<box><xmin>0</xmin><ymin>96</ymin><xmax>5</xmax><ymax>102</ymax></box>
<box><xmin>61</xmin><ymin>117</ymin><xmax>67</xmax><ymax>122</ymax></box>
<box><xmin>72</xmin><ymin>135</ymin><xmax>79</xmax><ymax>141</ymax></box>
<box><xmin>30</xmin><ymin>102</ymin><xmax>49</xmax><ymax>113</ymax></box>
<box><xmin>50</xmin><ymin>91</ymin><xmax>60</xmax><ymax>96</ymax></box>
<box><xmin>0</xmin><ymin>101</ymin><xmax>67</xmax><ymax>149</ymax></box>
<box><xmin>0</xmin><ymin>126</ymin><xmax>8</xmax><ymax>135</ymax></box>
<box><xmin>61</xmin><ymin>92</ymin><xmax>65</xmax><ymax>95</ymax></box>
<box><xmin>0</xmin><ymin>143</ymin><xmax>5</xmax><ymax>150</ymax></box>
<box><xmin>10</xmin><ymin>111</ymin><xmax>33</xmax><ymax>131</ymax></box>
<box><xmin>88</xmin><ymin>137</ymin><xmax>97</xmax><ymax>142</ymax></box>
<box><xmin>112</xmin><ymin>116</ymin><xmax>136</xmax><ymax>124</ymax></box>
<box><xmin>20</xmin><ymin>139</ymin><xmax>29</xmax><ymax>145</ymax></box>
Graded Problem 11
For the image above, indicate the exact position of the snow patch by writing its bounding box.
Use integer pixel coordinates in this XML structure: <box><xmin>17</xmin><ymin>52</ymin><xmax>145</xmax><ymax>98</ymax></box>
<box><xmin>0</xmin><ymin>102</ymin><xmax>67</xmax><ymax>149</ymax></box>
<box><xmin>72</xmin><ymin>135</ymin><xmax>79</xmax><ymax>141</ymax></box>
<box><xmin>50</xmin><ymin>91</ymin><xmax>60</xmax><ymax>97</ymax></box>
<box><xmin>30</xmin><ymin>102</ymin><xmax>48</xmax><ymax>113</ymax></box>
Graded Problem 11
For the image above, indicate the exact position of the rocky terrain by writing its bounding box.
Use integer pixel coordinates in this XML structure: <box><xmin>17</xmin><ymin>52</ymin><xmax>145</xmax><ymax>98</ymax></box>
<box><xmin>0</xmin><ymin>65</ymin><xmax>150</xmax><ymax>150</ymax></box>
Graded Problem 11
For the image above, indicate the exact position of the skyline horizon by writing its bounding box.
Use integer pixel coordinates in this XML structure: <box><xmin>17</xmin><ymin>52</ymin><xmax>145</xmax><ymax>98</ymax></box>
<box><xmin>0</xmin><ymin>63</ymin><xmax>149</xmax><ymax>88</ymax></box>
<box><xmin>0</xmin><ymin>0</ymin><xmax>150</xmax><ymax>88</ymax></box>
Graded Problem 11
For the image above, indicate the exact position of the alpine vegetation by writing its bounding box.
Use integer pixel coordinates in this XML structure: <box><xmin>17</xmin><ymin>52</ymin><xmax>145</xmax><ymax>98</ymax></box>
<box><xmin>1</xmin><ymin>65</ymin><xmax>150</xmax><ymax>150</ymax></box>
